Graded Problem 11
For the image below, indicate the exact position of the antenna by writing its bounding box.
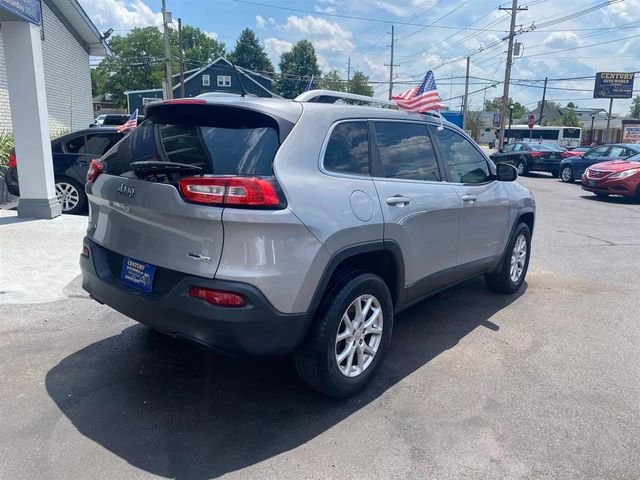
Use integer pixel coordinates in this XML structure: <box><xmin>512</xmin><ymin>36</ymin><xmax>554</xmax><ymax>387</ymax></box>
<box><xmin>230</xmin><ymin>61</ymin><xmax>247</xmax><ymax>98</ymax></box>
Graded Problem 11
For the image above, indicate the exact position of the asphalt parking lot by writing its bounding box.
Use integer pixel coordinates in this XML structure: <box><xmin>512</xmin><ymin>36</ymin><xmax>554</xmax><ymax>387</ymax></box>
<box><xmin>1</xmin><ymin>174</ymin><xmax>639</xmax><ymax>480</ymax></box>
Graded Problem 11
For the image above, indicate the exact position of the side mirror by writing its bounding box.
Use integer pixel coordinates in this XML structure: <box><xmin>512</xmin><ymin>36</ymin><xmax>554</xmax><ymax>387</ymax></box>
<box><xmin>496</xmin><ymin>163</ymin><xmax>517</xmax><ymax>182</ymax></box>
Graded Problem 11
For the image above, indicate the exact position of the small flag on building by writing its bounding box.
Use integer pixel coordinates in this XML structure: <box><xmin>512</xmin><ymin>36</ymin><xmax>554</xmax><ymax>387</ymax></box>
<box><xmin>116</xmin><ymin>109</ymin><xmax>138</xmax><ymax>133</ymax></box>
<box><xmin>391</xmin><ymin>70</ymin><xmax>443</xmax><ymax>113</ymax></box>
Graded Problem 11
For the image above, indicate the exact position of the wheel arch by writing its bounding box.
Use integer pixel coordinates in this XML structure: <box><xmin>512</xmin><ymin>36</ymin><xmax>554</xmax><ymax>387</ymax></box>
<box><xmin>307</xmin><ymin>241</ymin><xmax>405</xmax><ymax>319</ymax></box>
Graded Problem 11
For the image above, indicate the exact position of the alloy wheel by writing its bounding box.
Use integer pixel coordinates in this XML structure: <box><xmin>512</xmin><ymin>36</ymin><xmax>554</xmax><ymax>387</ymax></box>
<box><xmin>55</xmin><ymin>182</ymin><xmax>80</xmax><ymax>212</ymax></box>
<box><xmin>561</xmin><ymin>166</ymin><xmax>573</xmax><ymax>182</ymax></box>
<box><xmin>517</xmin><ymin>162</ymin><xmax>525</xmax><ymax>175</ymax></box>
<box><xmin>335</xmin><ymin>294</ymin><xmax>384</xmax><ymax>378</ymax></box>
<box><xmin>510</xmin><ymin>234</ymin><xmax>527</xmax><ymax>283</ymax></box>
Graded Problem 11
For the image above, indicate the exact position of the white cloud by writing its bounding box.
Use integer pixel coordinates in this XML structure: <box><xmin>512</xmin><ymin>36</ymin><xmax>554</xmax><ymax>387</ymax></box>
<box><xmin>80</xmin><ymin>0</ymin><xmax>161</xmax><ymax>29</ymax></box>
<box><xmin>263</xmin><ymin>37</ymin><xmax>293</xmax><ymax>65</ymax></box>
<box><xmin>277</xmin><ymin>15</ymin><xmax>355</xmax><ymax>52</ymax></box>
<box><xmin>373</xmin><ymin>0</ymin><xmax>437</xmax><ymax>17</ymax></box>
<box><xmin>314</xmin><ymin>5</ymin><xmax>337</xmax><ymax>14</ymax></box>
<box><xmin>256</xmin><ymin>15</ymin><xmax>266</xmax><ymax>29</ymax></box>
<box><xmin>605</xmin><ymin>0</ymin><xmax>640</xmax><ymax>22</ymax></box>
<box><xmin>204</xmin><ymin>31</ymin><xmax>218</xmax><ymax>40</ymax></box>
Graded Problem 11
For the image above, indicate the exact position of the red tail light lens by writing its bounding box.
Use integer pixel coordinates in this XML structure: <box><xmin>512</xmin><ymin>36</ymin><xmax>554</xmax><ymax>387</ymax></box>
<box><xmin>8</xmin><ymin>150</ymin><xmax>16</xmax><ymax>168</ymax></box>
<box><xmin>530</xmin><ymin>151</ymin><xmax>545</xmax><ymax>157</ymax></box>
<box><xmin>179</xmin><ymin>176</ymin><xmax>283</xmax><ymax>208</ymax></box>
<box><xmin>81</xmin><ymin>245</ymin><xmax>90</xmax><ymax>257</ymax></box>
<box><xmin>560</xmin><ymin>151</ymin><xmax>572</xmax><ymax>157</ymax></box>
<box><xmin>86</xmin><ymin>159</ymin><xmax>104</xmax><ymax>183</ymax></box>
<box><xmin>188</xmin><ymin>287</ymin><xmax>246</xmax><ymax>307</ymax></box>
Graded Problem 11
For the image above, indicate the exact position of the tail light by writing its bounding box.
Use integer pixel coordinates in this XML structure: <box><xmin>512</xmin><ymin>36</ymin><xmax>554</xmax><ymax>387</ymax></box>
<box><xmin>86</xmin><ymin>159</ymin><xmax>104</xmax><ymax>183</ymax></box>
<box><xmin>8</xmin><ymin>150</ymin><xmax>16</xmax><ymax>168</ymax></box>
<box><xmin>189</xmin><ymin>287</ymin><xmax>246</xmax><ymax>307</ymax></box>
<box><xmin>179</xmin><ymin>176</ymin><xmax>284</xmax><ymax>208</ymax></box>
<box><xmin>530</xmin><ymin>151</ymin><xmax>545</xmax><ymax>157</ymax></box>
<box><xmin>560</xmin><ymin>151</ymin><xmax>573</xmax><ymax>157</ymax></box>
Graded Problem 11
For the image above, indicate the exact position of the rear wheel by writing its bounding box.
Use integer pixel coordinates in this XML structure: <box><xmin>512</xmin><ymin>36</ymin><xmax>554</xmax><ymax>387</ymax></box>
<box><xmin>560</xmin><ymin>166</ymin><xmax>574</xmax><ymax>183</ymax></box>
<box><xmin>295</xmin><ymin>272</ymin><xmax>393</xmax><ymax>398</ymax></box>
<box><xmin>516</xmin><ymin>160</ymin><xmax>527</xmax><ymax>176</ymax></box>
<box><xmin>55</xmin><ymin>178</ymin><xmax>86</xmax><ymax>214</ymax></box>
<box><xmin>486</xmin><ymin>223</ymin><xmax>531</xmax><ymax>294</ymax></box>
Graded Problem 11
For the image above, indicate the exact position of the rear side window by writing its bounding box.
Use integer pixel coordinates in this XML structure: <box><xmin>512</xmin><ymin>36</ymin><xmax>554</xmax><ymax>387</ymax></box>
<box><xmin>323</xmin><ymin>122</ymin><xmax>370</xmax><ymax>176</ymax></box>
<box><xmin>609</xmin><ymin>146</ymin><xmax>627</xmax><ymax>157</ymax></box>
<box><xmin>435</xmin><ymin>128</ymin><xmax>491</xmax><ymax>184</ymax></box>
<box><xmin>374</xmin><ymin>122</ymin><xmax>440</xmax><ymax>181</ymax></box>
<box><xmin>85</xmin><ymin>133</ymin><xmax>121</xmax><ymax>156</ymax></box>
<box><xmin>104</xmin><ymin>117</ymin><xmax>279</xmax><ymax>178</ymax></box>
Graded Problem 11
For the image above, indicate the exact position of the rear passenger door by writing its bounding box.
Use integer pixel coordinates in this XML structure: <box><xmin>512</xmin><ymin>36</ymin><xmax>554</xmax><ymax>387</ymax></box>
<box><xmin>371</xmin><ymin>121</ymin><xmax>461</xmax><ymax>300</ymax></box>
<box><xmin>432</xmin><ymin>126</ymin><xmax>510</xmax><ymax>271</ymax></box>
<box><xmin>65</xmin><ymin>132</ymin><xmax>122</xmax><ymax>182</ymax></box>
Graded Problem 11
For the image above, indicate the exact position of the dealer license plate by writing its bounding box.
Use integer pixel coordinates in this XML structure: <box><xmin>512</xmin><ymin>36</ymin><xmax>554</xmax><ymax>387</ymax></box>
<box><xmin>120</xmin><ymin>257</ymin><xmax>156</xmax><ymax>293</ymax></box>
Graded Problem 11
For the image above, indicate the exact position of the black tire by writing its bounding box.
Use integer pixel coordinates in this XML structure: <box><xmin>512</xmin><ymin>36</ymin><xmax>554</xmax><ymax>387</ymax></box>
<box><xmin>295</xmin><ymin>272</ymin><xmax>393</xmax><ymax>398</ymax></box>
<box><xmin>485</xmin><ymin>223</ymin><xmax>531</xmax><ymax>294</ymax></box>
<box><xmin>516</xmin><ymin>160</ymin><xmax>527</xmax><ymax>176</ymax></box>
<box><xmin>54</xmin><ymin>178</ymin><xmax>87</xmax><ymax>214</ymax></box>
<box><xmin>595</xmin><ymin>193</ymin><xmax>609</xmax><ymax>198</ymax></box>
<box><xmin>560</xmin><ymin>165</ymin><xmax>574</xmax><ymax>183</ymax></box>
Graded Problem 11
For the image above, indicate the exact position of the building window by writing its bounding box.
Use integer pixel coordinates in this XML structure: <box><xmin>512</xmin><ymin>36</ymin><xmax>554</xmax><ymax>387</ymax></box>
<box><xmin>202</xmin><ymin>74</ymin><xmax>211</xmax><ymax>86</ymax></box>
<box><xmin>217</xmin><ymin>75</ymin><xmax>231</xmax><ymax>87</ymax></box>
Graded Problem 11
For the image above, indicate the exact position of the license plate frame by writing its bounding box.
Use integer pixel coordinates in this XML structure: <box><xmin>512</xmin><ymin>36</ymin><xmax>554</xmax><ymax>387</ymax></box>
<box><xmin>120</xmin><ymin>257</ymin><xmax>156</xmax><ymax>293</ymax></box>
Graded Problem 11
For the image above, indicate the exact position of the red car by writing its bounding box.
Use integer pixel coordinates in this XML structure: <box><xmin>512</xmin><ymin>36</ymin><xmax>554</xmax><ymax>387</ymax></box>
<box><xmin>581</xmin><ymin>155</ymin><xmax>640</xmax><ymax>200</ymax></box>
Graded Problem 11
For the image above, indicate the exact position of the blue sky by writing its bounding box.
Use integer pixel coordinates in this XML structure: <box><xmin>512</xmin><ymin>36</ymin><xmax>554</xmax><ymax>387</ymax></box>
<box><xmin>79</xmin><ymin>0</ymin><xmax>640</xmax><ymax>114</ymax></box>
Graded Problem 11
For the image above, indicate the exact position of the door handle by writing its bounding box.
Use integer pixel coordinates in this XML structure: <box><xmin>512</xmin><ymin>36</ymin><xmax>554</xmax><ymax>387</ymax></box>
<box><xmin>462</xmin><ymin>195</ymin><xmax>477</xmax><ymax>203</ymax></box>
<box><xmin>386</xmin><ymin>195</ymin><xmax>411</xmax><ymax>207</ymax></box>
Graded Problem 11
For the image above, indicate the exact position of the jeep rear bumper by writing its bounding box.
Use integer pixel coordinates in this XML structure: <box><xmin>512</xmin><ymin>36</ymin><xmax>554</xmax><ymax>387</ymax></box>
<box><xmin>80</xmin><ymin>238</ymin><xmax>311</xmax><ymax>355</ymax></box>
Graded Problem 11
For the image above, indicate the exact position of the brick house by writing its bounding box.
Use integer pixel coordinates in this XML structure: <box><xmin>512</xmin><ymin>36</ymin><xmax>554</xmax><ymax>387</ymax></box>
<box><xmin>0</xmin><ymin>0</ymin><xmax>110</xmax><ymax>134</ymax></box>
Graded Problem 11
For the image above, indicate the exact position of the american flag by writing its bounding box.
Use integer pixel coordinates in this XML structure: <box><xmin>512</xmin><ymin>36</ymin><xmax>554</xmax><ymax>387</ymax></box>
<box><xmin>116</xmin><ymin>109</ymin><xmax>138</xmax><ymax>133</ymax></box>
<box><xmin>391</xmin><ymin>71</ymin><xmax>443</xmax><ymax>113</ymax></box>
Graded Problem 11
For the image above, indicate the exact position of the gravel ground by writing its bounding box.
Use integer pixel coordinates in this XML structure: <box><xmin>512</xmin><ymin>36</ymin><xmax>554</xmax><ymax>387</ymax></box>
<box><xmin>1</xmin><ymin>174</ymin><xmax>639</xmax><ymax>480</ymax></box>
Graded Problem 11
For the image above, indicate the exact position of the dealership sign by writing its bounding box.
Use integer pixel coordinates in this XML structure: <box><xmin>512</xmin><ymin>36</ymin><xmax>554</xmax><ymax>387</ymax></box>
<box><xmin>622</xmin><ymin>126</ymin><xmax>640</xmax><ymax>144</ymax></box>
<box><xmin>593</xmin><ymin>72</ymin><xmax>635</xmax><ymax>99</ymax></box>
<box><xmin>0</xmin><ymin>0</ymin><xmax>41</xmax><ymax>25</ymax></box>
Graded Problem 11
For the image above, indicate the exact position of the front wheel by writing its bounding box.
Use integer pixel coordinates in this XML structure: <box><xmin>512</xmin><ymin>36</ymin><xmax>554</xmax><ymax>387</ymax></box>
<box><xmin>560</xmin><ymin>166</ymin><xmax>574</xmax><ymax>183</ymax></box>
<box><xmin>486</xmin><ymin>223</ymin><xmax>531</xmax><ymax>294</ymax></box>
<box><xmin>295</xmin><ymin>272</ymin><xmax>393</xmax><ymax>398</ymax></box>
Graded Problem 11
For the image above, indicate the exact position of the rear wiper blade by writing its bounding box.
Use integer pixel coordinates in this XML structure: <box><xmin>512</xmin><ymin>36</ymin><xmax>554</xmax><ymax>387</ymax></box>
<box><xmin>130</xmin><ymin>161</ymin><xmax>202</xmax><ymax>175</ymax></box>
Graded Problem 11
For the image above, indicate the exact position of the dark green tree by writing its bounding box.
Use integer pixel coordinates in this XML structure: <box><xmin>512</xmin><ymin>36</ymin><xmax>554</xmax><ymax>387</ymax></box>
<box><xmin>276</xmin><ymin>40</ymin><xmax>321</xmax><ymax>98</ymax></box>
<box><xmin>229</xmin><ymin>28</ymin><xmax>273</xmax><ymax>75</ymax></box>
<box><xmin>510</xmin><ymin>101</ymin><xmax>527</xmax><ymax>119</ymax></box>
<box><xmin>321</xmin><ymin>69</ymin><xmax>344</xmax><ymax>91</ymax></box>
<box><xmin>177</xmin><ymin>25</ymin><xmax>226</xmax><ymax>67</ymax></box>
<box><xmin>629</xmin><ymin>95</ymin><xmax>640</xmax><ymax>119</ymax></box>
<box><xmin>92</xmin><ymin>25</ymin><xmax>225</xmax><ymax>107</ymax></box>
<box><xmin>349</xmin><ymin>71</ymin><xmax>373</xmax><ymax>97</ymax></box>
<box><xmin>561</xmin><ymin>107</ymin><xmax>580</xmax><ymax>127</ymax></box>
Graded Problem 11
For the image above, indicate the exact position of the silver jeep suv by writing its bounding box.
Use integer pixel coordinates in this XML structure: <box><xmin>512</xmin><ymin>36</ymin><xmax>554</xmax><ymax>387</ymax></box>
<box><xmin>80</xmin><ymin>90</ymin><xmax>535</xmax><ymax>397</ymax></box>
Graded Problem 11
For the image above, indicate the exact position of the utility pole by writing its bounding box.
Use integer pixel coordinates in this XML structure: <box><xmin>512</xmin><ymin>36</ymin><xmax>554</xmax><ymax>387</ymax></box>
<box><xmin>498</xmin><ymin>0</ymin><xmax>527</xmax><ymax>148</ymax></box>
<box><xmin>605</xmin><ymin>98</ymin><xmax>614</xmax><ymax>143</ymax></box>
<box><xmin>161</xmin><ymin>0</ymin><xmax>173</xmax><ymax>100</ymax></box>
<box><xmin>347</xmin><ymin>57</ymin><xmax>351</xmax><ymax>93</ymax></box>
<box><xmin>538</xmin><ymin>76</ymin><xmax>548</xmax><ymax>125</ymax></box>
<box><xmin>463</xmin><ymin>56</ymin><xmax>470</xmax><ymax>130</ymax></box>
<box><xmin>178</xmin><ymin>18</ymin><xmax>185</xmax><ymax>98</ymax></box>
<box><xmin>385</xmin><ymin>25</ymin><xmax>398</xmax><ymax>99</ymax></box>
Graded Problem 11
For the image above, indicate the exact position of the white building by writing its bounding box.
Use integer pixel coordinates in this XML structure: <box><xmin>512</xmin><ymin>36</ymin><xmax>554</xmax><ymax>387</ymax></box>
<box><xmin>0</xmin><ymin>0</ymin><xmax>110</xmax><ymax>134</ymax></box>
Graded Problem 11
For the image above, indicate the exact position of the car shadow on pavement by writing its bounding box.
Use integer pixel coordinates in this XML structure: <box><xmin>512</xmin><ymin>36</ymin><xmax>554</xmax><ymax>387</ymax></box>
<box><xmin>580</xmin><ymin>194</ymin><xmax>639</xmax><ymax>205</ymax></box>
<box><xmin>45</xmin><ymin>277</ymin><xmax>526</xmax><ymax>480</ymax></box>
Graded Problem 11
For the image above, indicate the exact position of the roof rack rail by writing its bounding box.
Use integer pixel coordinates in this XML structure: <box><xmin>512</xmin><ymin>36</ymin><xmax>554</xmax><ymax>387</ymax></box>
<box><xmin>294</xmin><ymin>89</ymin><xmax>398</xmax><ymax>109</ymax></box>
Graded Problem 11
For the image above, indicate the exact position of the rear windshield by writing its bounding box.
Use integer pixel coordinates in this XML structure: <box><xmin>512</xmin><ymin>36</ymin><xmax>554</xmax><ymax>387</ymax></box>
<box><xmin>530</xmin><ymin>143</ymin><xmax>564</xmax><ymax>152</ymax></box>
<box><xmin>103</xmin><ymin>118</ymin><xmax>279</xmax><ymax>178</ymax></box>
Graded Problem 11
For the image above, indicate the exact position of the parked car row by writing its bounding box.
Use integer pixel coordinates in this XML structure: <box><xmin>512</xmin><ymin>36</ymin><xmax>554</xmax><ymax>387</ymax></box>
<box><xmin>489</xmin><ymin>142</ymin><xmax>640</xmax><ymax>201</ymax></box>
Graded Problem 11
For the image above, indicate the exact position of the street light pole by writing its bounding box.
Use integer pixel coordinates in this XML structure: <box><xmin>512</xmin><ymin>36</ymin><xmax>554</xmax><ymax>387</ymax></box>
<box><xmin>161</xmin><ymin>0</ymin><xmax>173</xmax><ymax>100</ymax></box>
<box><xmin>590</xmin><ymin>114</ymin><xmax>596</xmax><ymax>145</ymax></box>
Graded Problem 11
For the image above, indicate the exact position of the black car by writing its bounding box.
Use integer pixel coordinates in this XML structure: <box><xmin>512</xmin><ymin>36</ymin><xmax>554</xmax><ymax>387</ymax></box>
<box><xmin>89</xmin><ymin>114</ymin><xmax>144</xmax><ymax>128</ymax></box>
<box><xmin>558</xmin><ymin>143</ymin><xmax>640</xmax><ymax>183</ymax></box>
<box><xmin>490</xmin><ymin>142</ymin><xmax>566</xmax><ymax>177</ymax></box>
<box><xmin>5</xmin><ymin>128</ymin><xmax>125</xmax><ymax>214</ymax></box>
